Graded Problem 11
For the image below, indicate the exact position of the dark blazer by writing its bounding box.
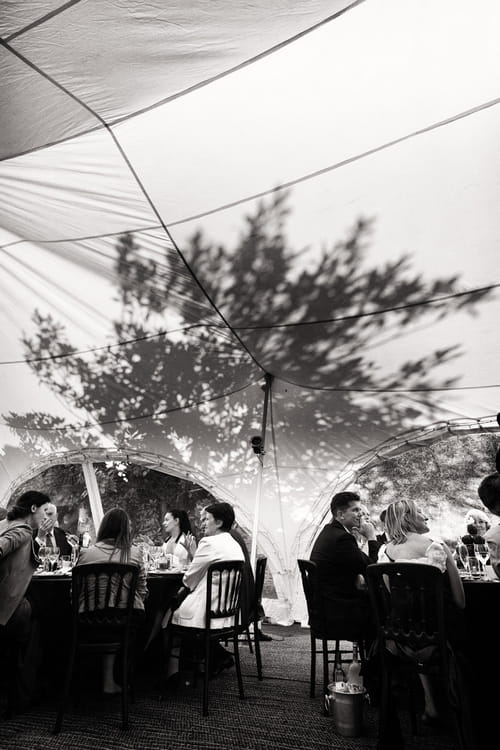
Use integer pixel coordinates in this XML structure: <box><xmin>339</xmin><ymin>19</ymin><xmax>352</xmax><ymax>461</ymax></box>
<box><xmin>33</xmin><ymin>526</ymin><xmax>73</xmax><ymax>558</ymax></box>
<box><xmin>53</xmin><ymin>527</ymin><xmax>73</xmax><ymax>557</ymax></box>
<box><xmin>310</xmin><ymin>520</ymin><xmax>380</xmax><ymax>637</ymax></box>
<box><xmin>229</xmin><ymin>529</ymin><xmax>264</xmax><ymax>628</ymax></box>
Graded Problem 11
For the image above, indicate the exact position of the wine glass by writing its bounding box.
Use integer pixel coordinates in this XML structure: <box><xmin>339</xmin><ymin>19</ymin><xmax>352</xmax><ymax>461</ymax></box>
<box><xmin>38</xmin><ymin>545</ymin><xmax>50</xmax><ymax>571</ymax></box>
<box><xmin>456</xmin><ymin>539</ymin><xmax>470</xmax><ymax>577</ymax></box>
<box><xmin>49</xmin><ymin>545</ymin><xmax>60</xmax><ymax>572</ymax></box>
<box><xmin>148</xmin><ymin>545</ymin><xmax>162</xmax><ymax>571</ymax></box>
<box><xmin>474</xmin><ymin>543</ymin><xmax>489</xmax><ymax>577</ymax></box>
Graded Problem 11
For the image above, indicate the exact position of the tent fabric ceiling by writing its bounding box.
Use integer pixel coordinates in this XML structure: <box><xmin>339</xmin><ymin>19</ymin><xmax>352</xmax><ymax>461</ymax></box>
<box><xmin>1</xmin><ymin>0</ymin><xmax>500</xmax><ymax>619</ymax></box>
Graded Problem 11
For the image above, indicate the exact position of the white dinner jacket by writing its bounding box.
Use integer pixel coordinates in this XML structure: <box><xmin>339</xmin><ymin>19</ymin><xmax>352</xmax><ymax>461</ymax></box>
<box><xmin>172</xmin><ymin>532</ymin><xmax>245</xmax><ymax>629</ymax></box>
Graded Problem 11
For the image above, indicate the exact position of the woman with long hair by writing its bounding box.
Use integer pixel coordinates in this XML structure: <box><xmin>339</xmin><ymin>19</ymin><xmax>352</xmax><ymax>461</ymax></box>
<box><xmin>162</xmin><ymin>508</ymin><xmax>197</xmax><ymax>568</ymax></box>
<box><xmin>77</xmin><ymin>507</ymin><xmax>148</xmax><ymax>693</ymax></box>
<box><xmin>379</xmin><ymin>498</ymin><xmax>466</xmax><ymax>725</ymax></box>
<box><xmin>0</xmin><ymin>490</ymin><xmax>51</xmax><ymax>713</ymax></box>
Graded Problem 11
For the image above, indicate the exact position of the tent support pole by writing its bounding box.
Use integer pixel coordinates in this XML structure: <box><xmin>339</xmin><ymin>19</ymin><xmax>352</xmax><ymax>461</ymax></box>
<box><xmin>250</xmin><ymin>373</ymin><xmax>273</xmax><ymax>571</ymax></box>
<box><xmin>82</xmin><ymin>460</ymin><xmax>104</xmax><ymax>533</ymax></box>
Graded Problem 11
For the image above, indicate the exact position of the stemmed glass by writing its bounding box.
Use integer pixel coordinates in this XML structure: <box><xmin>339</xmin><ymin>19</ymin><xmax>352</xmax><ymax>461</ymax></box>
<box><xmin>456</xmin><ymin>539</ymin><xmax>470</xmax><ymax>577</ymax></box>
<box><xmin>474</xmin><ymin>543</ymin><xmax>489</xmax><ymax>578</ymax></box>
<box><xmin>48</xmin><ymin>545</ymin><xmax>60</xmax><ymax>572</ymax></box>
<box><xmin>38</xmin><ymin>545</ymin><xmax>50</xmax><ymax>571</ymax></box>
<box><xmin>148</xmin><ymin>545</ymin><xmax>162</xmax><ymax>571</ymax></box>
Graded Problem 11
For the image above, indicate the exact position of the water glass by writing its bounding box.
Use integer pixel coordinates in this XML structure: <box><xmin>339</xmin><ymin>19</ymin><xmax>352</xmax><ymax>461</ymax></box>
<box><xmin>38</xmin><ymin>546</ymin><xmax>50</xmax><ymax>571</ymax></box>
<box><xmin>468</xmin><ymin>556</ymin><xmax>481</xmax><ymax>579</ymax></box>
<box><xmin>61</xmin><ymin>555</ymin><xmax>72</xmax><ymax>572</ymax></box>
<box><xmin>157</xmin><ymin>554</ymin><xmax>172</xmax><ymax>571</ymax></box>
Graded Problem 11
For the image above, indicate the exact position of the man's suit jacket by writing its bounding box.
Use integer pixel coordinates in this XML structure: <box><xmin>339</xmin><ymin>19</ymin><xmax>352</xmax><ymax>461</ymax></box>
<box><xmin>33</xmin><ymin>525</ymin><xmax>73</xmax><ymax>557</ymax></box>
<box><xmin>309</xmin><ymin>520</ymin><xmax>380</xmax><ymax>636</ymax></box>
<box><xmin>311</xmin><ymin>519</ymin><xmax>379</xmax><ymax>601</ymax></box>
<box><xmin>52</xmin><ymin>526</ymin><xmax>73</xmax><ymax>557</ymax></box>
<box><xmin>172</xmin><ymin>532</ymin><xmax>245</xmax><ymax>629</ymax></box>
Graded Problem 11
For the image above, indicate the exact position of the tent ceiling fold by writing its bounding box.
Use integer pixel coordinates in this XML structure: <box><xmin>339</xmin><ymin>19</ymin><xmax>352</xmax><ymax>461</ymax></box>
<box><xmin>1</xmin><ymin>0</ymin><xmax>353</xmax><ymax>159</ymax></box>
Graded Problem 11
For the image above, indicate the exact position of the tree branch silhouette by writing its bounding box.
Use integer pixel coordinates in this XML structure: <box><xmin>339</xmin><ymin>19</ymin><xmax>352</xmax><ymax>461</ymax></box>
<box><xmin>4</xmin><ymin>191</ymin><xmax>492</xmax><ymax>474</ymax></box>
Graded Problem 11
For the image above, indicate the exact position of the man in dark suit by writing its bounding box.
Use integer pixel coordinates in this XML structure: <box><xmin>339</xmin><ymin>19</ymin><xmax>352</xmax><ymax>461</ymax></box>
<box><xmin>33</xmin><ymin>502</ymin><xmax>73</xmax><ymax>557</ymax></box>
<box><xmin>310</xmin><ymin>490</ymin><xmax>380</xmax><ymax>640</ymax></box>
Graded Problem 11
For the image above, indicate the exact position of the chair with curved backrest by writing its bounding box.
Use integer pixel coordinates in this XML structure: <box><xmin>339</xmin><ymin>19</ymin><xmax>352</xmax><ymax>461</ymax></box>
<box><xmin>297</xmin><ymin>559</ymin><xmax>365</xmax><ymax>703</ymax></box>
<box><xmin>53</xmin><ymin>562</ymin><xmax>140</xmax><ymax>734</ymax></box>
<box><xmin>244</xmin><ymin>556</ymin><xmax>267</xmax><ymax>680</ymax></box>
<box><xmin>164</xmin><ymin>559</ymin><xmax>245</xmax><ymax>716</ymax></box>
<box><xmin>365</xmin><ymin>562</ymin><xmax>477</xmax><ymax>750</ymax></box>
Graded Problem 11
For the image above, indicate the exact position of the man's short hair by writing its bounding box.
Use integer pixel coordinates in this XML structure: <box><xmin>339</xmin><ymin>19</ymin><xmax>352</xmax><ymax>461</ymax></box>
<box><xmin>478</xmin><ymin>473</ymin><xmax>500</xmax><ymax>514</ymax></box>
<box><xmin>204</xmin><ymin>501</ymin><xmax>235</xmax><ymax>531</ymax></box>
<box><xmin>330</xmin><ymin>491</ymin><xmax>360</xmax><ymax>517</ymax></box>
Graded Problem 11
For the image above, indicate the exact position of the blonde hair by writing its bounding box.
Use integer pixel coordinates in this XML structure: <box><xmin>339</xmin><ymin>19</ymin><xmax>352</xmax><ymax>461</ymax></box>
<box><xmin>464</xmin><ymin>508</ymin><xmax>490</xmax><ymax>530</ymax></box>
<box><xmin>384</xmin><ymin>499</ymin><xmax>424</xmax><ymax>545</ymax></box>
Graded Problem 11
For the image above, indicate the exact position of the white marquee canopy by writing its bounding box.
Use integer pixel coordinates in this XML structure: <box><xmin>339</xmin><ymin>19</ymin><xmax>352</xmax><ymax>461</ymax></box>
<box><xmin>1</xmin><ymin>0</ymin><xmax>500</xmax><ymax>619</ymax></box>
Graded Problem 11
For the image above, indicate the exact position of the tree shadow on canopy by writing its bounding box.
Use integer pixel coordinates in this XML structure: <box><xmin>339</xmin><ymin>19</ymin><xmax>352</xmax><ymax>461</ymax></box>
<box><xmin>3</xmin><ymin>191</ymin><xmax>493</xmax><ymax>489</ymax></box>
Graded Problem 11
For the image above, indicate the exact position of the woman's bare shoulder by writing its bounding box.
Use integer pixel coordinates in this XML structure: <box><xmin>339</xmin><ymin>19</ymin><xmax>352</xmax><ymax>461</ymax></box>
<box><xmin>386</xmin><ymin>534</ymin><xmax>433</xmax><ymax>559</ymax></box>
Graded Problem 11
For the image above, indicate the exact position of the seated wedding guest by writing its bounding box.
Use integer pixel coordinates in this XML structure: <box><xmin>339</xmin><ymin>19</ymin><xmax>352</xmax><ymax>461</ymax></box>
<box><xmin>0</xmin><ymin>490</ymin><xmax>51</xmax><ymax>713</ymax></box>
<box><xmin>478</xmin><ymin>472</ymin><xmax>500</xmax><ymax>564</ymax></box>
<box><xmin>310</xmin><ymin>491</ymin><xmax>380</xmax><ymax>643</ymax></box>
<box><xmin>33</xmin><ymin>502</ymin><xmax>73</xmax><ymax>558</ymax></box>
<box><xmin>162</xmin><ymin>508</ymin><xmax>197</xmax><ymax>569</ymax></box>
<box><xmin>475</xmin><ymin>472</ymin><xmax>500</xmax><ymax>743</ymax></box>
<box><xmin>379</xmin><ymin>499</ymin><xmax>466</xmax><ymax>725</ymax></box>
<box><xmin>162</xmin><ymin>502</ymin><xmax>245</xmax><ymax>688</ymax></box>
<box><xmin>77</xmin><ymin>507</ymin><xmax>148</xmax><ymax>694</ymax></box>
<box><xmin>461</xmin><ymin>509</ymin><xmax>489</xmax><ymax>552</ymax></box>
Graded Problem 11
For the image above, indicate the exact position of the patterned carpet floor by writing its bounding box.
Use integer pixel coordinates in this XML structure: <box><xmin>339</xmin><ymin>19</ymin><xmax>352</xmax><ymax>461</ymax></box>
<box><xmin>0</xmin><ymin>624</ymin><xmax>458</xmax><ymax>750</ymax></box>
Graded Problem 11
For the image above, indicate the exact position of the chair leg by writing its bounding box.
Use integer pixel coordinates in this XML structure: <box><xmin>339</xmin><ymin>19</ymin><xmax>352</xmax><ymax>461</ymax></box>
<box><xmin>246</xmin><ymin>626</ymin><xmax>254</xmax><ymax>654</ymax></box>
<box><xmin>378</xmin><ymin>654</ymin><xmax>404</xmax><ymax>749</ymax></box>
<box><xmin>203</xmin><ymin>636</ymin><xmax>211</xmax><ymax>716</ymax></box>
<box><xmin>253</xmin><ymin>618</ymin><xmax>263</xmax><ymax>680</ymax></box>
<box><xmin>322</xmin><ymin>637</ymin><xmax>329</xmax><ymax>705</ymax></box>
<box><xmin>408</xmin><ymin>670</ymin><xmax>419</xmax><ymax>736</ymax></box>
<box><xmin>233</xmin><ymin>633</ymin><xmax>245</xmax><ymax>700</ymax></box>
<box><xmin>378</xmin><ymin>653</ymin><xmax>391</xmax><ymax>742</ymax></box>
<box><xmin>335</xmin><ymin>639</ymin><xmax>341</xmax><ymax>679</ymax></box>
<box><xmin>309</xmin><ymin>631</ymin><xmax>316</xmax><ymax>698</ymax></box>
<box><xmin>53</xmin><ymin>639</ymin><xmax>77</xmax><ymax>734</ymax></box>
<box><xmin>120</xmin><ymin>644</ymin><xmax>129</xmax><ymax>730</ymax></box>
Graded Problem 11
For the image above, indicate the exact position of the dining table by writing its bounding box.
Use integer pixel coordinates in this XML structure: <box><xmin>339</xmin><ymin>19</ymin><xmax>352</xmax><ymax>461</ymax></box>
<box><xmin>461</xmin><ymin>573</ymin><xmax>500</xmax><ymax>747</ymax></box>
<box><xmin>27</xmin><ymin>566</ymin><xmax>184</xmax><ymax>687</ymax></box>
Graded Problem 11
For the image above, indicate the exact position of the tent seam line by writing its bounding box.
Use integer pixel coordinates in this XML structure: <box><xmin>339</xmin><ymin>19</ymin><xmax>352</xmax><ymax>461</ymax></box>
<box><xmin>0</xmin><ymin>0</ymin><xmax>365</xmax><ymax>152</ymax></box>
<box><xmin>1</xmin><ymin>377</ymin><xmax>262</xmax><ymax>431</ymax></box>
<box><xmin>0</xmin><ymin>39</ymin><xmax>268</xmax><ymax>374</ymax></box>
<box><xmin>3</xmin><ymin>0</ymin><xmax>83</xmax><ymax>42</ymax></box>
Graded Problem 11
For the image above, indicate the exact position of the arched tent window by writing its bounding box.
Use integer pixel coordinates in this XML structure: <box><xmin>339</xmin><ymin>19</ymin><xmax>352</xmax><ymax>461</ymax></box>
<box><xmin>3</xmin><ymin>448</ymin><xmax>277</xmax><ymax>600</ymax></box>
<box><xmin>297</xmin><ymin>419</ymin><xmax>500</xmax><ymax>559</ymax></box>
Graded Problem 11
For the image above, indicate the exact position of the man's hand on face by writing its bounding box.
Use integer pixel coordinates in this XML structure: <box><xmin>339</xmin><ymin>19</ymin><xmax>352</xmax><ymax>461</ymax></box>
<box><xmin>358</xmin><ymin>519</ymin><xmax>377</xmax><ymax>541</ymax></box>
<box><xmin>38</xmin><ymin>505</ymin><xmax>57</xmax><ymax>539</ymax></box>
